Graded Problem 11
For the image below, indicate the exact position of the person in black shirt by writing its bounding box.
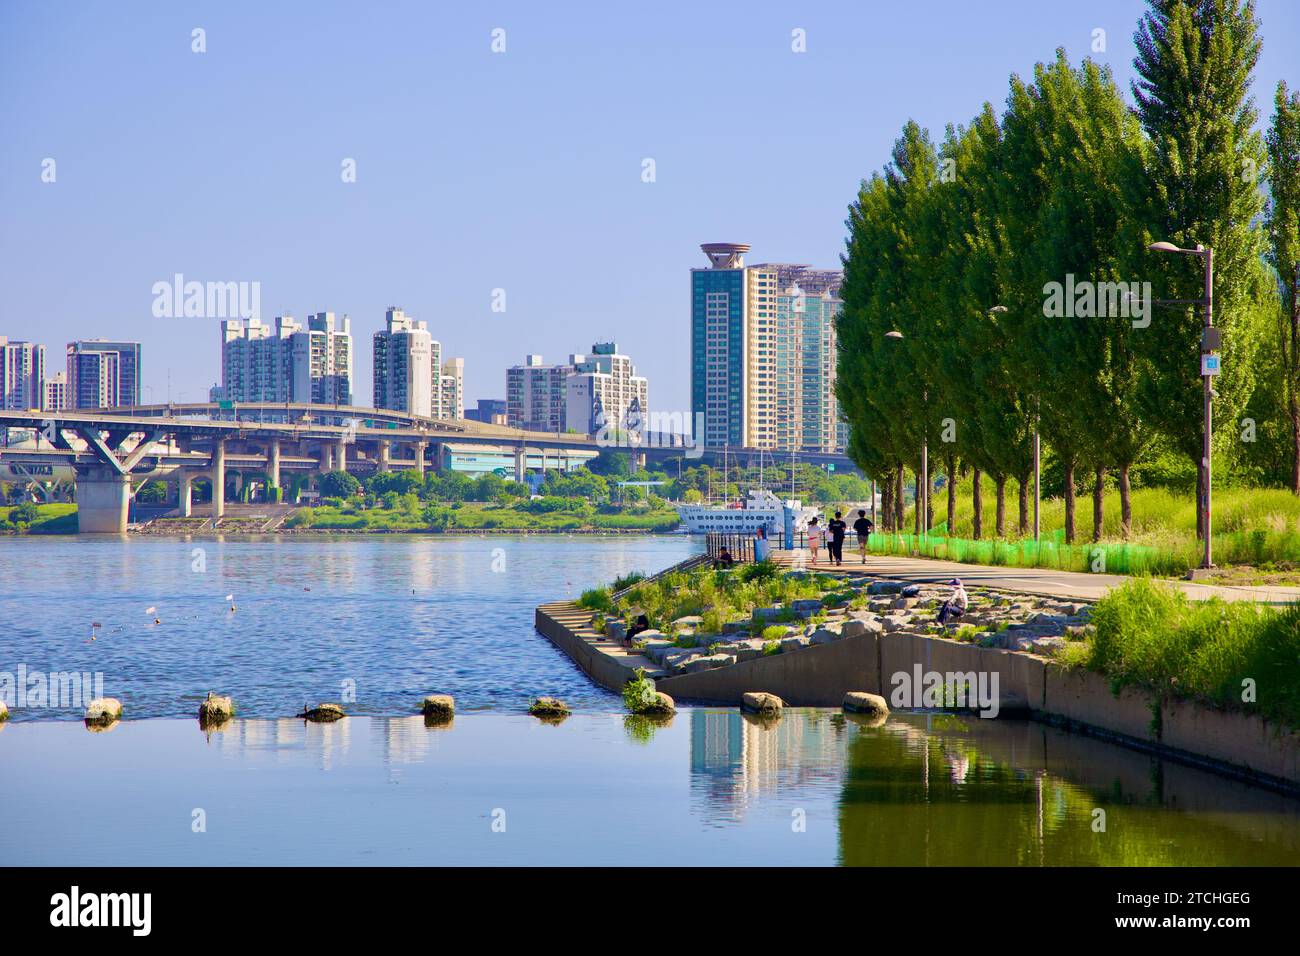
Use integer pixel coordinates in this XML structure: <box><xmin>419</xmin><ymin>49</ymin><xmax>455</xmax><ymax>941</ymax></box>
<box><xmin>852</xmin><ymin>509</ymin><xmax>874</xmax><ymax>564</ymax></box>
<box><xmin>827</xmin><ymin>512</ymin><xmax>848</xmax><ymax>566</ymax></box>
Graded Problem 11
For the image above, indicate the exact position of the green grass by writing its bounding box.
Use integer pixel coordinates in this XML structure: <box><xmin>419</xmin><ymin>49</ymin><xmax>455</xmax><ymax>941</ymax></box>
<box><xmin>1072</xmin><ymin>579</ymin><xmax>1300</xmax><ymax>728</ymax></box>
<box><xmin>0</xmin><ymin>502</ymin><xmax>78</xmax><ymax>534</ymax></box>
<box><xmin>867</xmin><ymin>481</ymin><xmax>1300</xmax><ymax>575</ymax></box>
<box><xmin>609</xmin><ymin>567</ymin><xmax>830</xmax><ymax>634</ymax></box>
<box><xmin>284</xmin><ymin>501</ymin><xmax>680</xmax><ymax>533</ymax></box>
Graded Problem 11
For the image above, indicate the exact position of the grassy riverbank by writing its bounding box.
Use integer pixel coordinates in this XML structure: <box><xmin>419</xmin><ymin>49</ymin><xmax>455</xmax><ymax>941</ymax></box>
<box><xmin>1061</xmin><ymin>579</ymin><xmax>1300</xmax><ymax>729</ymax></box>
<box><xmin>285</xmin><ymin>500</ymin><xmax>680</xmax><ymax>533</ymax></box>
<box><xmin>0</xmin><ymin>502</ymin><xmax>77</xmax><ymax>534</ymax></box>
<box><xmin>876</xmin><ymin>483</ymin><xmax>1300</xmax><ymax>577</ymax></box>
<box><xmin>584</xmin><ymin>561</ymin><xmax>1300</xmax><ymax>730</ymax></box>
<box><xmin>580</xmin><ymin>563</ymin><xmax>853</xmax><ymax>634</ymax></box>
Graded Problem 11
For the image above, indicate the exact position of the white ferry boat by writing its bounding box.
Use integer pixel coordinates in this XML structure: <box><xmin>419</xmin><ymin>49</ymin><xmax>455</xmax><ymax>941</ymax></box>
<box><xmin>675</xmin><ymin>488</ymin><xmax>817</xmax><ymax>535</ymax></box>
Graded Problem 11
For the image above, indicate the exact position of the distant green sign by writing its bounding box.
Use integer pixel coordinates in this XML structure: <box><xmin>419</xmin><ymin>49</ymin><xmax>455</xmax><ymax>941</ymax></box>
<box><xmin>219</xmin><ymin>401</ymin><xmax>234</xmax><ymax>410</ymax></box>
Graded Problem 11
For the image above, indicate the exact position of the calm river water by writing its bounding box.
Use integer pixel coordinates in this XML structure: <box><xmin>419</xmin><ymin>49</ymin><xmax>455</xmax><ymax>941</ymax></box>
<box><xmin>1</xmin><ymin>534</ymin><xmax>1298</xmax><ymax>866</ymax></box>
<box><xmin>0</xmin><ymin>534</ymin><xmax>695</xmax><ymax>718</ymax></box>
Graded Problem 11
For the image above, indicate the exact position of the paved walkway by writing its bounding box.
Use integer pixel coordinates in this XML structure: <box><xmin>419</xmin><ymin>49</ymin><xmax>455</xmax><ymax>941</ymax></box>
<box><xmin>769</xmin><ymin>548</ymin><xmax>1300</xmax><ymax>605</ymax></box>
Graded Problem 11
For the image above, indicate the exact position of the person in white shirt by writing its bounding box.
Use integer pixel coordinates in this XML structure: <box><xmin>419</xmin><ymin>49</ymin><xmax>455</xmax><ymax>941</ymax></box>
<box><xmin>806</xmin><ymin>517</ymin><xmax>824</xmax><ymax>564</ymax></box>
<box><xmin>937</xmin><ymin>578</ymin><xmax>968</xmax><ymax>625</ymax></box>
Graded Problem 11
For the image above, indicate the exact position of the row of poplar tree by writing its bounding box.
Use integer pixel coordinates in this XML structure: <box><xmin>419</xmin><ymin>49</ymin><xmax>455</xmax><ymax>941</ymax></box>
<box><xmin>837</xmin><ymin>0</ymin><xmax>1300</xmax><ymax>542</ymax></box>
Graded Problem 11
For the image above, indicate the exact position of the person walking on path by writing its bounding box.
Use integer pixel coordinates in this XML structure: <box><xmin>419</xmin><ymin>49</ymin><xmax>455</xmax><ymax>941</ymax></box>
<box><xmin>806</xmin><ymin>517</ymin><xmax>824</xmax><ymax>565</ymax></box>
<box><xmin>828</xmin><ymin>511</ymin><xmax>848</xmax><ymax>566</ymax></box>
<box><xmin>852</xmin><ymin>509</ymin><xmax>874</xmax><ymax>564</ymax></box>
<box><xmin>754</xmin><ymin>525</ymin><xmax>771</xmax><ymax>563</ymax></box>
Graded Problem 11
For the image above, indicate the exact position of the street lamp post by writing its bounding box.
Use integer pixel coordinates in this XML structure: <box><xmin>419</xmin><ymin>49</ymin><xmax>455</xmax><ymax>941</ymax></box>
<box><xmin>1149</xmin><ymin>241</ymin><xmax>1215</xmax><ymax>570</ymax></box>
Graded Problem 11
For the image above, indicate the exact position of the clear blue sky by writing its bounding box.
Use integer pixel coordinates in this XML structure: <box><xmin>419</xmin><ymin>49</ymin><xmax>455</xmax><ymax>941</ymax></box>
<box><xmin>2</xmin><ymin>0</ymin><xmax>1297</xmax><ymax>411</ymax></box>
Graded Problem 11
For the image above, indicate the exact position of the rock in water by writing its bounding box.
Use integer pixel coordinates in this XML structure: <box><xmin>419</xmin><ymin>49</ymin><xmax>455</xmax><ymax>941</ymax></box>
<box><xmin>633</xmin><ymin>691</ymin><xmax>675</xmax><ymax>716</ymax></box>
<box><xmin>421</xmin><ymin>694</ymin><xmax>455</xmax><ymax>719</ymax></box>
<box><xmin>528</xmin><ymin>697</ymin><xmax>570</xmax><ymax>718</ymax></box>
<box><xmin>741</xmin><ymin>692</ymin><xmax>784</xmax><ymax>716</ymax></box>
<box><xmin>298</xmin><ymin>703</ymin><xmax>345</xmax><ymax>722</ymax></box>
<box><xmin>842</xmin><ymin>692</ymin><xmax>889</xmax><ymax>718</ymax></box>
<box><xmin>198</xmin><ymin>692</ymin><xmax>234</xmax><ymax>725</ymax></box>
<box><xmin>84</xmin><ymin>697</ymin><xmax>123</xmax><ymax>727</ymax></box>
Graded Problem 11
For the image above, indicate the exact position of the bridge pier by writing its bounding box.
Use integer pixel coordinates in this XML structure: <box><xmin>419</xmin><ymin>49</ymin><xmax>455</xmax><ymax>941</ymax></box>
<box><xmin>178</xmin><ymin>470</ymin><xmax>193</xmax><ymax>517</ymax></box>
<box><xmin>515</xmin><ymin>446</ymin><xmax>527</xmax><ymax>483</ymax></box>
<box><xmin>212</xmin><ymin>439</ymin><xmax>226</xmax><ymax>519</ymax></box>
<box><xmin>413</xmin><ymin>440</ymin><xmax>426</xmax><ymax>476</ymax></box>
<box><xmin>319</xmin><ymin>443</ymin><xmax>333</xmax><ymax>473</ymax></box>
<box><xmin>377</xmin><ymin>441</ymin><xmax>390</xmax><ymax>473</ymax></box>
<box><xmin>267</xmin><ymin>439</ymin><xmax>281</xmax><ymax>491</ymax></box>
<box><xmin>75</xmin><ymin>466</ymin><xmax>132</xmax><ymax>534</ymax></box>
<box><xmin>335</xmin><ymin>438</ymin><xmax>347</xmax><ymax>473</ymax></box>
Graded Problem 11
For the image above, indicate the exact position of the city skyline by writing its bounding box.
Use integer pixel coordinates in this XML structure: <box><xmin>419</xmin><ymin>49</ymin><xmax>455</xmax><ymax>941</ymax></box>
<box><xmin>7</xmin><ymin>1</ymin><xmax>1296</xmax><ymax>415</ymax></box>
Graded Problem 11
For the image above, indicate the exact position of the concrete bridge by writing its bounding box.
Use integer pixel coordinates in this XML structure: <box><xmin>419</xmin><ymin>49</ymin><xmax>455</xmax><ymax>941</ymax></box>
<box><xmin>0</xmin><ymin>402</ymin><xmax>860</xmax><ymax>533</ymax></box>
<box><xmin>0</xmin><ymin>404</ymin><xmax>605</xmax><ymax>533</ymax></box>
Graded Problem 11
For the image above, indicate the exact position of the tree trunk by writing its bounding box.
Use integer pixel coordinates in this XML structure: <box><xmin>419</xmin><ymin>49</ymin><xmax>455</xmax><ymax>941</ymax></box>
<box><xmin>995</xmin><ymin>476</ymin><xmax>1006</xmax><ymax>538</ymax></box>
<box><xmin>895</xmin><ymin>468</ymin><xmax>905</xmax><ymax>531</ymax></box>
<box><xmin>1092</xmin><ymin>467</ymin><xmax>1106</xmax><ymax>543</ymax></box>
<box><xmin>947</xmin><ymin>456</ymin><xmax>957</xmax><ymax>535</ymax></box>
<box><xmin>1017</xmin><ymin>477</ymin><xmax>1029</xmax><ymax>536</ymax></box>
<box><xmin>972</xmin><ymin>468</ymin><xmax>983</xmax><ymax>540</ymax></box>
<box><xmin>879</xmin><ymin>477</ymin><xmax>888</xmax><ymax>533</ymax></box>
<box><xmin>925</xmin><ymin>471</ymin><xmax>934</xmax><ymax>534</ymax></box>
<box><xmin>881</xmin><ymin>473</ymin><xmax>893</xmax><ymax>532</ymax></box>
<box><xmin>1119</xmin><ymin>464</ymin><xmax>1132</xmax><ymax>539</ymax></box>
<box><xmin>913</xmin><ymin>469</ymin><xmax>921</xmax><ymax>537</ymax></box>
<box><xmin>1063</xmin><ymin>459</ymin><xmax>1076</xmax><ymax>544</ymax></box>
<box><xmin>1290</xmin><ymin>390</ymin><xmax>1300</xmax><ymax>494</ymax></box>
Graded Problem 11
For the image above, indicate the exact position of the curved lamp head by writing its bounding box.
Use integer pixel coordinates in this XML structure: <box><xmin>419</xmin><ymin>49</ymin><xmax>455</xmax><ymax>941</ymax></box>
<box><xmin>988</xmin><ymin>305</ymin><xmax>1008</xmax><ymax>313</ymax></box>
<box><xmin>885</xmin><ymin>330</ymin><xmax>904</xmax><ymax>340</ymax></box>
<box><xmin>1148</xmin><ymin>241</ymin><xmax>1181</xmax><ymax>253</ymax></box>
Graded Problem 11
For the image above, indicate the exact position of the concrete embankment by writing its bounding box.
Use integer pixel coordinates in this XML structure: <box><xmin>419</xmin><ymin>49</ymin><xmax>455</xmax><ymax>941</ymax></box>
<box><xmin>534</xmin><ymin>601</ymin><xmax>1300</xmax><ymax>794</ymax></box>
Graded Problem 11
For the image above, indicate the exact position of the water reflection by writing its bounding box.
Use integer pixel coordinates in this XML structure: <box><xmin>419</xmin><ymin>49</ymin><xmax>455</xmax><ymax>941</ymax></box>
<box><xmin>2</xmin><ymin>712</ymin><xmax>1298</xmax><ymax>865</ymax></box>
<box><xmin>689</xmin><ymin>709</ymin><xmax>848</xmax><ymax>825</ymax></box>
<box><xmin>681</xmin><ymin>708</ymin><xmax>1300</xmax><ymax>864</ymax></box>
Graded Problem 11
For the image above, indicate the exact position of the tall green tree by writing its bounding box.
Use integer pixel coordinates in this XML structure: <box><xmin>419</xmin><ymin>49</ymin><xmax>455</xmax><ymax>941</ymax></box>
<box><xmin>1128</xmin><ymin>0</ymin><xmax>1270</xmax><ymax>537</ymax></box>
<box><xmin>1265</xmin><ymin>80</ymin><xmax>1300</xmax><ymax>492</ymax></box>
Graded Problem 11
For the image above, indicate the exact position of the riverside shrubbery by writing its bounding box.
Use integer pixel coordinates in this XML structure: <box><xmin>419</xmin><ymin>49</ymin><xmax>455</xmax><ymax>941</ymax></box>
<box><xmin>1075</xmin><ymin>579</ymin><xmax>1300</xmax><ymax>728</ymax></box>
<box><xmin>604</xmin><ymin>568</ymin><xmax>837</xmax><ymax>635</ymax></box>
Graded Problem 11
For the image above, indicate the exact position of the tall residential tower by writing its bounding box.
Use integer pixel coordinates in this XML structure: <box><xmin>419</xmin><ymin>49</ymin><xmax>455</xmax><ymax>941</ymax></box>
<box><xmin>690</xmin><ymin>244</ymin><xmax>845</xmax><ymax>452</ymax></box>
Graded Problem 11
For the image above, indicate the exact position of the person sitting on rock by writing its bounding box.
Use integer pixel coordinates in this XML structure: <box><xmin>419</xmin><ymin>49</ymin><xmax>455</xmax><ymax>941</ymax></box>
<box><xmin>715</xmin><ymin>547</ymin><xmax>735</xmax><ymax>569</ymax></box>
<box><xmin>937</xmin><ymin>578</ymin><xmax>968</xmax><ymax>626</ymax></box>
<box><xmin>627</xmin><ymin>613</ymin><xmax>651</xmax><ymax>639</ymax></box>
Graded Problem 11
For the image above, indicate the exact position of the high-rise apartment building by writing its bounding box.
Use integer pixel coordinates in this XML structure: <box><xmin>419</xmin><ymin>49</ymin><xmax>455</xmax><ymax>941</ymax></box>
<box><xmin>42</xmin><ymin>371</ymin><xmax>67</xmax><ymax>411</ymax></box>
<box><xmin>787</xmin><ymin>287</ymin><xmax>842</xmax><ymax>453</ymax></box>
<box><xmin>373</xmin><ymin>307</ymin><xmax>433</xmax><ymax>417</ymax></box>
<box><xmin>566</xmin><ymin>342</ymin><xmax>648</xmax><ymax>437</ymax></box>
<box><xmin>221</xmin><ymin>315</ymin><xmax>300</xmax><ymax>403</ymax></box>
<box><xmin>507</xmin><ymin>355</ymin><xmax>572</xmax><ymax>432</ymax></box>
<box><xmin>0</xmin><ymin>337</ymin><xmax>45</xmax><ymax>410</ymax></box>
<box><xmin>67</xmin><ymin>340</ymin><xmax>141</xmax><ymax>409</ymax></box>
<box><xmin>438</xmin><ymin>357</ymin><xmax>464</xmax><ymax>420</ymax></box>
<box><xmin>690</xmin><ymin>244</ymin><xmax>845</xmax><ymax>452</ymax></box>
<box><xmin>293</xmin><ymin>313</ymin><xmax>353</xmax><ymax>406</ymax></box>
